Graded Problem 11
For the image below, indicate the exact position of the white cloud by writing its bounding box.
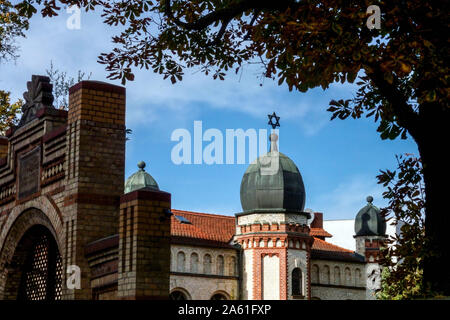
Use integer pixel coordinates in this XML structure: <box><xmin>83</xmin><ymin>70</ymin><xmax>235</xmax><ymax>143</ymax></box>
<box><xmin>308</xmin><ymin>174</ymin><xmax>387</xmax><ymax>220</ymax></box>
<box><xmin>1</xmin><ymin>10</ymin><xmax>356</xmax><ymax>137</ymax></box>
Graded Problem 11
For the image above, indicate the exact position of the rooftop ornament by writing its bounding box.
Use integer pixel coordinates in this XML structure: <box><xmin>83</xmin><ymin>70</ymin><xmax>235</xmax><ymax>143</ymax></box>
<box><xmin>124</xmin><ymin>161</ymin><xmax>160</xmax><ymax>193</ymax></box>
<box><xmin>239</xmin><ymin>112</ymin><xmax>306</xmax><ymax>214</ymax></box>
<box><xmin>18</xmin><ymin>75</ymin><xmax>55</xmax><ymax>127</ymax></box>
<box><xmin>267</xmin><ymin>112</ymin><xmax>280</xmax><ymax>130</ymax></box>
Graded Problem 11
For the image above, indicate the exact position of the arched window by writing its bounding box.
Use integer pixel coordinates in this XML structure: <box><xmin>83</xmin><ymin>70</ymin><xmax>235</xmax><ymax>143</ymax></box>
<box><xmin>177</xmin><ymin>251</ymin><xmax>185</xmax><ymax>272</ymax></box>
<box><xmin>322</xmin><ymin>265</ymin><xmax>330</xmax><ymax>285</ymax></box>
<box><xmin>291</xmin><ymin>268</ymin><xmax>303</xmax><ymax>296</ymax></box>
<box><xmin>190</xmin><ymin>253</ymin><xmax>199</xmax><ymax>273</ymax></box>
<box><xmin>355</xmin><ymin>268</ymin><xmax>362</xmax><ymax>286</ymax></box>
<box><xmin>229</xmin><ymin>256</ymin><xmax>237</xmax><ymax>276</ymax></box>
<box><xmin>203</xmin><ymin>254</ymin><xmax>212</xmax><ymax>274</ymax></box>
<box><xmin>170</xmin><ymin>290</ymin><xmax>189</xmax><ymax>300</ymax></box>
<box><xmin>217</xmin><ymin>255</ymin><xmax>224</xmax><ymax>275</ymax></box>
<box><xmin>311</xmin><ymin>264</ymin><xmax>319</xmax><ymax>284</ymax></box>
<box><xmin>334</xmin><ymin>266</ymin><xmax>341</xmax><ymax>285</ymax></box>
<box><xmin>210</xmin><ymin>293</ymin><xmax>228</xmax><ymax>300</ymax></box>
<box><xmin>345</xmin><ymin>267</ymin><xmax>352</xmax><ymax>286</ymax></box>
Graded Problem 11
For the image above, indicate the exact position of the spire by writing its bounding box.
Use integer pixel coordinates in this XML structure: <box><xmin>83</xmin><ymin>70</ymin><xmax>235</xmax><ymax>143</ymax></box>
<box><xmin>269</xmin><ymin>133</ymin><xmax>278</xmax><ymax>152</ymax></box>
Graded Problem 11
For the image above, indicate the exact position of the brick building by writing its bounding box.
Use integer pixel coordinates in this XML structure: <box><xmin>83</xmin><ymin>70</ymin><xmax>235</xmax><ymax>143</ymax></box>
<box><xmin>0</xmin><ymin>75</ymin><xmax>386</xmax><ymax>300</ymax></box>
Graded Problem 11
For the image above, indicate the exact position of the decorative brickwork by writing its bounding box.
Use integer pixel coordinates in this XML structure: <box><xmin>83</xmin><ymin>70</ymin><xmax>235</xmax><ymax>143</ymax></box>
<box><xmin>0</xmin><ymin>77</ymin><xmax>126</xmax><ymax>300</ymax></box>
<box><xmin>118</xmin><ymin>188</ymin><xmax>171</xmax><ymax>300</ymax></box>
<box><xmin>236</xmin><ymin>210</ymin><xmax>313</xmax><ymax>301</ymax></box>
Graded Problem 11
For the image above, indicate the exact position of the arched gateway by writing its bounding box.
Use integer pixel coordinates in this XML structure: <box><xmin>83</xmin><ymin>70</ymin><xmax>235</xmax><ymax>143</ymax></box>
<box><xmin>0</xmin><ymin>207</ymin><xmax>63</xmax><ymax>300</ymax></box>
<box><xmin>7</xmin><ymin>224</ymin><xmax>62</xmax><ymax>300</ymax></box>
<box><xmin>0</xmin><ymin>75</ymin><xmax>128</xmax><ymax>300</ymax></box>
<box><xmin>0</xmin><ymin>75</ymin><xmax>171</xmax><ymax>300</ymax></box>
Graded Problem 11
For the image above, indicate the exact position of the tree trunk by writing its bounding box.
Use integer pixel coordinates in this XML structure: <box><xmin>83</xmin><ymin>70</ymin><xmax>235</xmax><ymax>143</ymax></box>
<box><xmin>416</xmin><ymin>106</ymin><xmax>450</xmax><ymax>295</ymax></box>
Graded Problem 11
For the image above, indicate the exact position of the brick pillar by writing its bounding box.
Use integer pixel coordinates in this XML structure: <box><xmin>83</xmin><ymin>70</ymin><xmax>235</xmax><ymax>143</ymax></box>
<box><xmin>118</xmin><ymin>188</ymin><xmax>171</xmax><ymax>300</ymax></box>
<box><xmin>63</xmin><ymin>81</ymin><xmax>126</xmax><ymax>299</ymax></box>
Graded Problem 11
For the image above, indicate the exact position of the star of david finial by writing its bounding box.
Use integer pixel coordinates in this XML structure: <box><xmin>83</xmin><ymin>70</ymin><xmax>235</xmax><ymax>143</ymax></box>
<box><xmin>267</xmin><ymin>112</ymin><xmax>280</xmax><ymax>129</ymax></box>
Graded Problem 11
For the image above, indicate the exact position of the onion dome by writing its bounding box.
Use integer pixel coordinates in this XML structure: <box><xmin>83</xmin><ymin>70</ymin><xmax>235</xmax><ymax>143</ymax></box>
<box><xmin>354</xmin><ymin>196</ymin><xmax>386</xmax><ymax>236</ymax></box>
<box><xmin>124</xmin><ymin>161</ymin><xmax>159</xmax><ymax>193</ymax></box>
<box><xmin>240</xmin><ymin>133</ymin><xmax>306</xmax><ymax>213</ymax></box>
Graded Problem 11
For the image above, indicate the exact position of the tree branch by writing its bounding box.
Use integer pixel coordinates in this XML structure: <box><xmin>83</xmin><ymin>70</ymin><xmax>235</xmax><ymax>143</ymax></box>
<box><xmin>366</xmin><ymin>65</ymin><xmax>421</xmax><ymax>140</ymax></box>
<box><xmin>163</xmin><ymin>0</ymin><xmax>294</xmax><ymax>31</ymax></box>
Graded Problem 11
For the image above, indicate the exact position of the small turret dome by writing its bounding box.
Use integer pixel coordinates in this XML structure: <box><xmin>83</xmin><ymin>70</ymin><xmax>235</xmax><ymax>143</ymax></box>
<box><xmin>354</xmin><ymin>196</ymin><xmax>386</xmax><ymax>236</ymax></box>
<box><xmin>124</xmin><ymin>161</ymin><xmax>159</xmax><ymax>193</ymax></box>
<box><xmin>240</xmin><ymin>133</ymin><xmax>306</xmax><ymax>213</ymax></box>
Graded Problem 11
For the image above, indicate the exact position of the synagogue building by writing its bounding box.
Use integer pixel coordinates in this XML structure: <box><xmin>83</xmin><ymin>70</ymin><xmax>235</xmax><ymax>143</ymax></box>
<box><xmin>0</xmin><ymin>76</ymin><xmax>386</xmax><ymax>300</ymax></box>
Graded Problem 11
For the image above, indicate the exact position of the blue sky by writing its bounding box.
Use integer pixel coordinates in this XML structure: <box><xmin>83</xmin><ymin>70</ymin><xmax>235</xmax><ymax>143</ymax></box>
<box><xmin>0</xmin><ymin>8</ymin><xmax>418</xmax><ymax>219</ymax></box>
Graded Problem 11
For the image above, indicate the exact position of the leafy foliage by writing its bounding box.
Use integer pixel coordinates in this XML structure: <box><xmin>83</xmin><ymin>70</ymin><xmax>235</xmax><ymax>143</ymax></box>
<box><xmin>7</xmin><ymin>0</ymin><xmax>448</xmax><ymax>142</ymax></box>
<box><xmin>0</xmin><ymin>0</ymin><xmax>29</xmax><ymax>61</ymax></box>
<box><xmin>0</xmin><ymin>90</ymin><xmax>22</xmax><ymax>134</ymax></box>
<box><xmin>46</xmin><ymin>60</ymin><xmax>92</xmax><ymax>109</ymax></box>
<box><xmin>376</xmin><ymin>154</ymin><xmax>438</xmax><ymax>299</ymax></box>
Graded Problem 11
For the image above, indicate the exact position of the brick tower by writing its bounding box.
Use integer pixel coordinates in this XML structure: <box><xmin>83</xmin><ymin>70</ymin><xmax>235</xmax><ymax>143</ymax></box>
<box><xmin>117</xmin><ymin>162</ymin><xmax>171</xmax><ymax>299</ymax></box>
<box><xmin>235</xmin><ymin>122</ymin><xmax>313</xmax><ymax>300</ymax></box>
<box><xmin>0</xmin><ymin>76</ymin><xmax>126</xmax><ymax>300</ymax></box>
<box><xmin>354</xmin><ymin>196</ymin><xmax>386</xmax><ymax>299</ymax></box>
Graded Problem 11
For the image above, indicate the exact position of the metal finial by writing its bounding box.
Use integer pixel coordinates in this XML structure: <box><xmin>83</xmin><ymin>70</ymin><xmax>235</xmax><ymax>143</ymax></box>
<box><xmin>269</xmin><ymin>133</ymin><xmax>278</xmax><ymax>152</ymax></box>
<box><xmin>267</xmin><ymin>112</ymin><xmax>280</xmax><ymax>130</ymax></box>
<box><xmin>366</xmin><ymin>195</ymin><xmax>374</xmax><ymax>203</ymax></box>
<box><xmin>137</xmin><ymin>161</ymin><xmax>146</xmax><ymax>171</ymax></box>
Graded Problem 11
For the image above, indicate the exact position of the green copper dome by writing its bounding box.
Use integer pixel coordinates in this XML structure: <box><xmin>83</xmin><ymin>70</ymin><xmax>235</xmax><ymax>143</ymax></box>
<box><xmin>124</xmin><ymin>161</ymin><xmax>159</xmax><ymax>193</ymax></box>
<box><xmin>240</xmin><ymin>134</ymin><xmax>306</xmax><ymax>213</ymax></box>
<box><xmin>354</xmin><ymin>196</ymin><xmax>386</xmax><ymax>236</ymax></box>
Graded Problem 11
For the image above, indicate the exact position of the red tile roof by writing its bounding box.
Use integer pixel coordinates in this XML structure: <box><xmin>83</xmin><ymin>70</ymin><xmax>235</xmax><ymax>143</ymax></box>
<box><xmin>170</xmin><ymin>210</ymin><xmax>364</xmax><ymax>263</ymax></box>
<box><xmin>171</xmin><ymin>209</ymin><xmax>236</xmax><ymax>245</ymax></box>
<box><xmin>310</xmin><ymin>228</ymin><xmax>332</xmax><ymax>238</ymax></box>
<box><xmin>311</xmin><ymin>237</ymin><xmax>353</xmax><ymax>253</ymax></box>
<box><xmin>311</xmin><ymin>237</ymin><xmax>364</xmax><ymax>263</ymax></box>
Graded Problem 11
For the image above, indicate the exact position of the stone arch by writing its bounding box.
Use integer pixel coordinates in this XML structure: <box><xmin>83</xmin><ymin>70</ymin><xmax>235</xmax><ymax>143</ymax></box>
<box><xmin>0</xmin><ymin>208</ymin><xmax>63</xmax><ymax>300</ymax></box>
<box><xmin>321</xmin><ymin>265</ymin><xmax>330</xmax><ymax>285</ymax></box>
<box><xmin>344</xmin><ymin>267</ymin><xmax>352</xmax><ymax>286</ymax></box>
<box><xmin>355</xmin><ymin>268</ymin><xmax>362</xmax><ymax>286</ymax></box>
<box><xmin>190</xmin><ymin>252</ymin><xmax>199</xmax><ymax>273</ymax></box>
<box><xmin>311</xmin><ymin>264</ymin><xmax>319</xmax><ymax>284</ymax></box>
<box><xmin>210</xmin><ymin>290</ymin><xmax>230</xmax><ymax>300</ymax></box>
<box><xmin>228</xmin><ymin>256</ymin><xmax>237</xmax><ymax>276</ymax></box>
<box><xmin>0</xmin><ymin>195</ymin><xmax>64</xmax><ymax>254</ymax></box>
<box><xmin>334</xmin><ymin>266</ymin><xmax>341</xmax><ymax>285</ymax></box>
<box><xmin>203</xmin><ymin>254</ymin><xmax>212</xmax><ymax>274</ymax></box>
<box><xmin>170</xmin><ymin>287</ymin><xmax>191</xmax><ymax>300</ymax></box>
<box><xmin>216</xmin><ymin>255</ymin><xmax>224</xmax><ymax>275</ymax></box>
<box><xmin>176</xmin><ymin>251</ymin><xmax>186</xmax><ymax>272</ymax></box>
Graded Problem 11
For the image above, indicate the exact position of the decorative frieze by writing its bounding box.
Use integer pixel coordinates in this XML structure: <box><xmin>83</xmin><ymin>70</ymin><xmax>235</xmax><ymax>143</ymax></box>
<box><xmin>41</xmin><ymin>157</ymin><xmax>65</xmax><ymax>186</ymax></box>
<box><xmin>0</xmin><ymin>182</ymin><xmax>15</xmax><ymax>205</ymax></box>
